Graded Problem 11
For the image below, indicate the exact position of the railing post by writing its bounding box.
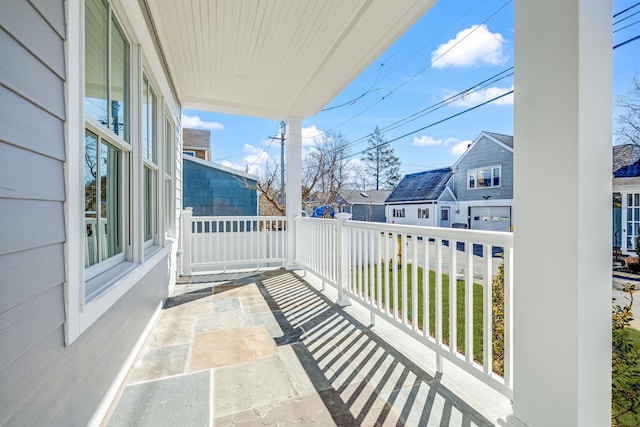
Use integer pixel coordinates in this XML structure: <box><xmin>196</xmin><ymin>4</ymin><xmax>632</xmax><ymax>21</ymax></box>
<box><xmin>336</xmin><ymin>213</ymin><xmax>352</xmax><ymax>307</ymax></box>
<box><xmin>181</xmin><ymin>208</ymin><xmax>193</xmax><ymax>276</ymax></box>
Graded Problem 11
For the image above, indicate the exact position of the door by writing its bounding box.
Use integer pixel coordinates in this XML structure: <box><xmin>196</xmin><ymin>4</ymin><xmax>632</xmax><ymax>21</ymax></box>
<box><xmin>440</xmin><ymin>207</ymin><xmax>450</xmax><ymax>227</ymax></box>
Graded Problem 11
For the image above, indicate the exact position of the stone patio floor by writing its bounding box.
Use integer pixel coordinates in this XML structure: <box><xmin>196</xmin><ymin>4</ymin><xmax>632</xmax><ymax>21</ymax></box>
<box><xmin>102</xmin><ymin>269</ymin><xmax>512</xmax><ymax>426</ymax></box>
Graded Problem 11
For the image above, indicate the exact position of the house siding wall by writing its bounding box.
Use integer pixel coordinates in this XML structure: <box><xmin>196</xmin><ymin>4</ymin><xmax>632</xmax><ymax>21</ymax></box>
<box><xmin>350</xmin><ymin>204</ymin><xmax>386</xmax><ymax>222</ymax></box>
<box><xmin>453</xmin><ymin>136</ymin><xmax>513</xmax><ymax>201</ymax></box>
<box><xmin>183</xmin><ymin>159</ymin><xmax>258</xmax><ymax>216</ymax></box>
<box><xmin>0</xmin><ymin>1</ymin><xmax>172</xmax><ymax>425</ymax></box>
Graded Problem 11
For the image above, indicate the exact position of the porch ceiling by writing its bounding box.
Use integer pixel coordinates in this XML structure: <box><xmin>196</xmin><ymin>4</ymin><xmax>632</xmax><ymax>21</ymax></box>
<box><xmin>145</xmin><ymin>0</ymin><xmax>435</xmax><ymax>119</ymax></box>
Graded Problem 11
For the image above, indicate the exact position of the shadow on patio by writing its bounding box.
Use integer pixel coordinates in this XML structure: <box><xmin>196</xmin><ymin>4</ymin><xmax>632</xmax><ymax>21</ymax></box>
<box><xmin>104</xmin><ymin>269</ymin><xmax>500</xmax><ymax>426</ymax></box>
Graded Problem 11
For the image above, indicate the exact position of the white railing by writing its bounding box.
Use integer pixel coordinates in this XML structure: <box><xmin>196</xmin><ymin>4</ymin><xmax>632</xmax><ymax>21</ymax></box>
<box><xmin>181</xmin><ymin>209</ymin><xmax>288</xmax><ymax>274</ymax></box>
<box><xmin>295</xmin><ymin>215</ymin><xmax>514</xmax><ymax>398</ymax></box>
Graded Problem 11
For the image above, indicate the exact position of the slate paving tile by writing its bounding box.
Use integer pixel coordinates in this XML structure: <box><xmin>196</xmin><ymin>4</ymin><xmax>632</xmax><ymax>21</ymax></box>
<box><xmin>128</xmin><ymin>344</ymin><xmax>189</xmax><ymax>383</ymax></box>
<box><xmin>188</xmin><ymin>325</ymin><xmax>275</xmax><ymax>371</ymax></box>
<box><xmin>107</xmin><ymin>371</ymin><xmax>209</xmax><ymax>427</ymax></box>
<box><xmin>213</xmin><ymin>357</ymin><xmax>295</xmax><ymax>417</ymax></box>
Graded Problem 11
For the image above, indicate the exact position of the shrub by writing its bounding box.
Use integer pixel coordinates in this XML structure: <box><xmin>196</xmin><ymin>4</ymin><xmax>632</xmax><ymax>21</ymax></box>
<box><xmin>612</xmin><ymin>284</ymin><xmax>640</xmax><ymax>426</ymax></box>
<box><xmin>492</xmin><ymin>260</ymin><xmax>505</xmax><ymax>376</ymax></box>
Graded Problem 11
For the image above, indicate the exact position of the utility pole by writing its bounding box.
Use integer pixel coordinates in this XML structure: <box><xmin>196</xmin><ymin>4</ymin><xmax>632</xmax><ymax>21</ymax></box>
<box><xmin>269</xmin><ymin>121</ymin><xmax>287</xmax><ymax>198</ymax></box>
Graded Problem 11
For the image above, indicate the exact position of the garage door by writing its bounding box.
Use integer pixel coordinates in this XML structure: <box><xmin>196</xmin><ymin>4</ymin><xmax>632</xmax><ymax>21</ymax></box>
<box><xmin>470</xmin><ymin>207</ymin><xmax>511</xmax><ymax>232</ymax></box>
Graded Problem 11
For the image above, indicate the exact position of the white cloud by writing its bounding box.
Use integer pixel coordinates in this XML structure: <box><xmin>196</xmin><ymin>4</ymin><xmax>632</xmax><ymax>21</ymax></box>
<box><xmin>182</xmin><ymin>114</ymin><xmax>224</xmax><ymax>130</ymax></box>
<box><xmin>447</xmin><ymin>85</ymin><xmax>513</xmax><ymax>107</ymax></box>
<box><xmin>431</xmin><ymin>24</ymin><xmax>508</xmax><ymax>69</ymax></box>
<box><xmin>413</xmin><ymin>135</ymin><xmax>443</xmax><ymax>146</ymax></box>
<box><xmin>302</xmin><ymin>125</ymin><xmax>326</xmax><ymax>146</ymax></box>
<box><xmin>450</xmin><ymin>140</ymin><xmax>472</xmax><ymax>156</ymax></box>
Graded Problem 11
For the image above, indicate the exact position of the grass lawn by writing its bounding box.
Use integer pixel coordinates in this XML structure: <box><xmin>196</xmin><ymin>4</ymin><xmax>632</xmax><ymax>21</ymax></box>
<box><xmin>357</xmin><ymin>264</ymin><xmax>490</xmax><ymax>364</ymax></box>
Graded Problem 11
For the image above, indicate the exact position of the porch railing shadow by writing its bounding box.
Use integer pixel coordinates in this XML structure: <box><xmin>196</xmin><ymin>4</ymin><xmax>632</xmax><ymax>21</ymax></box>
<box><xmin>256</xmin><ymin>269</ymin><xmax>494</xmax><ymax>426</ymax></box>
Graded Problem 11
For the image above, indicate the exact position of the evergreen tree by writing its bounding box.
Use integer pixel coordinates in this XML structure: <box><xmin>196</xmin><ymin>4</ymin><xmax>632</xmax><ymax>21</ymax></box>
<box><xmin>361</xmin><ymin>126</ymin><xmax>401</xmax><ymax>190</ymax></box>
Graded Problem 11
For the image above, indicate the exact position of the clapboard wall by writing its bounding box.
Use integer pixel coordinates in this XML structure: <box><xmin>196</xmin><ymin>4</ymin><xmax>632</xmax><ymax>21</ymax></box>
<box><xmin>0</xmin><ymin>1</ymin><xmax>170</xmax><ymax>425</ymax></box>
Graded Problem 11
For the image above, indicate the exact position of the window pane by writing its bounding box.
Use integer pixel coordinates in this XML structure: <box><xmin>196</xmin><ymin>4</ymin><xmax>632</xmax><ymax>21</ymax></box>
<box><xmin>143</xmin><ymin>77</ymin><xmax>149</xmax><ymax>159</ymax></box>
<box><xmin>479</xmin><ymin>169</ymin><xmax>492</xmax><ymax>187</ymax></box>
<box><xmin>85</xmin><ymin>130</ymin><xmax>99</xmax><ymax>267</ymax></box>
<box><xmin>635</xmin><ymin>194</ymin><xmax>640</xmax><ymax>206</ymax></box>
<box><xmin>85</xmin><ymin>0</ymin><xmax>108</xmax><ymax>125</ymax></box>
<box><xmin>144</xmin><ymin>167</ymin><xmax>153</xmax><ymax>241</ymax></box>
<box><xmin>101</xmin><ymin>141</ymin><xmax>122</xmax><ymax>260</ymax></box>
<box><xmin>143</xmin><ymin>78</ymin><xmax>157</xmax><ymax>162</ymax></box>
<box><xmin>629</xmin><ymin>194</ymin><xmax>633</xmax><ymax>206</ymax></box>
<box><xmin>111</xmin><ymin>18</ymin><xmax>129</xmax><ymax>140</ymax></box>
<box><xmin>165</xmin><ymin>117</ymin><xmax>173</xmax><ymax>173</ymax></box>
<box><xmin>469</xmin><ymin>173</ymin><xmax>475</xmax><ymax>188</ymax></box>
<box><xmin>150</xmin><ymin>89</ymin><xmax>157</xmax><ymax>162</ymax></box>
<box><xmin>493</xmin><ymin>167</ymin><xmax>500</xmax><ymax>186</ymax></box>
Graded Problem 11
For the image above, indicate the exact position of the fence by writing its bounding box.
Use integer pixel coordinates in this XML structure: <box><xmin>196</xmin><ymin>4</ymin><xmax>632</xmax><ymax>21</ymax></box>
<box><xmin>181</xmin><ymin>208</ymin><xmax>288</xmax><ymax>274</ymax></box>
<box><xmin>295</xmin><ymin>214</ymin><xmax>514</xmax><ymax>398</ymax></box>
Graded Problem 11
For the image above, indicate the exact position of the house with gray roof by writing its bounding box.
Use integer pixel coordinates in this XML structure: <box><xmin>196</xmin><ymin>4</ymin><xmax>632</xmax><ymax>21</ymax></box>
<box><xmin>613</xmin><ymin>145</ymin><xmax>640</xmax><ymax>252</ymax></box>
<box><xmin>183</xmin><ymin>128</ymin><xmax>212</xmax><ymax>161</ymax></box>
<box><xmin>385</xmin><ymin>167</ymin><xmax>456</xmax><ymax>226</ymax></box>
<box><xmin>338</xmin><ymin>189</ymin><xmax>391</xmax><ymax>222</ymax></box>
<box><xmin>384</xmin><ymin>131</ymin><xmax>514</xmax><ymax>231</ymax></box>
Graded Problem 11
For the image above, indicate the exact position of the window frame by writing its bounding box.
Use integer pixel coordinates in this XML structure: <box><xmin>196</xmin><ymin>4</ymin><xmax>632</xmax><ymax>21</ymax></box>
<box><xmin>142</xmin><ymin>71</ymin><xmax>160</xmax><ymax>249</ymax></box>
<box><xmin>467</xmin><ymin>165</ymin><xmax>502</xmax><ymax>190</ymax></box>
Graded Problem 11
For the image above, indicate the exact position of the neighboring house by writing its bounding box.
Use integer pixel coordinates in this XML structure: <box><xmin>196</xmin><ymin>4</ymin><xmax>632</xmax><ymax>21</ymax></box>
<box><xmin>339</xmin><ymin>190</ymin><xmax>391</xmax><ymax>222</ymax></box>
<box><xmin>613</xmin><ymin>144</ymin><xmax>640</xmax><ymax>252</ymax></box>
<box><xmin>183</xmin><ymin>128</ymin><xmax>212</xmax><ymax>161</ymax></box>
<box><xmin>385</xmin><ymin>131</ymin><xmax>513</xmax><ymax>231</ymax></box>
<box><xmin>183</xmin><ymin>155</ymin><xmax>258</xmax><ymax>216</ymax></box>
<box><xmin>450</xmin><ymin>131</ymin><xmax>513</xmax><ymax>232</ymax></box>
<box><xmin>385</xmin><ymin>168</ymin><xmax>456</xmax><ymax>227</ymax></box>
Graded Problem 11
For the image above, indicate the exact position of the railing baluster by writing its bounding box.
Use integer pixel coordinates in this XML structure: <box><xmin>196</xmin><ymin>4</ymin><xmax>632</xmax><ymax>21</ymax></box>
<box><xmin>423</xmin><ymin>235</ymin><xmax>430</xmax><ymax>338</ymax></box>
<box><xmin>384</xmin><ymin>232</ymin><xmax>390</xmax><ymax>314</ymax></box>
<box><xmin>465</xmin><ymin>241</ymin><xmax>474</xmax><ymax>364</ymax></box>
<box><xmin>376</xmin><ymin>231</ymin><xmax>382</xmax><ymax>310</ymax></box>
<box><xmin>504</xmin><ymin>246</ymin><xmax>513</xmax><ymax>388</ymax></box>
<box><xmin>402</xmin><ymin>233</ymin><xmax>408</xmax><ymax>326</ymax></box>
<box><xmin>392</xmin><ymin>233</ymin><xmax>399</xmax><ymax>320</ymax></box>
<box><xmin>450</xmin><ymin>239</ymin><xmax>457</xmax><ymax>355</ymax></box>
<box><xmin>411</xmin><ymin>235</ymin><xmax>418</xmax><ymax>332</ymax></box>
<box><xmin>435</xmin><ymin>237</ymin><xmax>443</xmax><ymax>373</ymax></box>
<box><xmin>483</xmin><ymin>243</ymin><xmax>493</xmax><ymax>375</ymax></box>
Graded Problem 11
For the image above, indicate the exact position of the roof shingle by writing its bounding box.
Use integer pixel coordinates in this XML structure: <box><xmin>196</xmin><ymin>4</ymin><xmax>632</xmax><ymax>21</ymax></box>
<box><xmin>385</xmin><ymin>167</ymin><xmax>452</xmax><ymax>203</ymax></box>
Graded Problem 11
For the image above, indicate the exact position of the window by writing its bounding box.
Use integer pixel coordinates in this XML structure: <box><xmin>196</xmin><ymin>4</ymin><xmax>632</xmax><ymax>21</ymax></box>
<box><xmin>392</xmin><ymin>208</ymin><xmax>405</xmax><ymax>218</ymax></box>
<box><xmin>142</xmin><ymin>75</ymin><xmax>158</xmax><ymax>245</ymax></box>
<box><xmin>85</xmin><ymin>0</ymin><xmax>129</xmax><ymax>140</ymax></box>
<box><xmin>84</xmin><ymin>0</ymin><xmax>130</xmax><ymax>277</ymax></box>
<box><xmin>84</xmin><ymin>129</ymin><xmax>123</xmax><ymax>268</ymax></box>
<box><xmin>468</xmin><ymin>166</ymin><xmax>501</xmax><ymax>189</ymax></box>
<box><xmin>418</xmin><ymin>208</ymin><xmax>429</xmax><ymax>219</ymax></box>
<box><xmin>164</xmin><ymin>115</ymin><xmax>175</xmax><ymax>234</ymax></box>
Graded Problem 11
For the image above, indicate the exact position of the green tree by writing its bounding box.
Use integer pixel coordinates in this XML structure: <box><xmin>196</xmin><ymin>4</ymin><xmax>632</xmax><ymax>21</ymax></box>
<box><xmin>361</xmin><ymin>126</ymin><xmax>401</xmax><ymax>190</ymax></box>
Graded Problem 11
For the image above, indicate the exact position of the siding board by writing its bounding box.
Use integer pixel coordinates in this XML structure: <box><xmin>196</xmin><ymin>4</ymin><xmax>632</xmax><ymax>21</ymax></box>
<box><xmin>0</xmin><ymin>28</ymin><xmax>65</xmax><ymax>119</ymax></box>
<box><xmin>0</xmin><ymin>86</ymin><xmax>65</xmax><ymax>161</ymax></box>
<box><xmin>0</xmin><ymin>199</ymin><xmax>65</xmax><ymax>256</ymax></box>
<box><xmin>0</xmin><ymin>243</ymin><xmax>65</xmax><ymax>314</ymax></box>
<box><xmin>0</xmin><ymin>142</ymin><xmax>65</xmax><ymax>201</ymax></box>
<box><xmin>0</xmin><ymin>0</ymin><xmax>66</xmax><ymax>78</ymax></box>
<box><xmin>0</xmin><ymin>285</ymin><xmax>65</xmax><ymax>371</ymax></box>
<box><xmin>28</xmin><ymin>0</ymin><xmax>66</xmax><ymax>39</ymax></box>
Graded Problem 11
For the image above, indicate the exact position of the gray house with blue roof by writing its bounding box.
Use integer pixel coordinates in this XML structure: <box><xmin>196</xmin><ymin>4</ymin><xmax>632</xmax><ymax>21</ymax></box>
<box><xmin>385</xmin><ymin>131</ymin><xmax>513</xmax><ymax>231</ymax></box>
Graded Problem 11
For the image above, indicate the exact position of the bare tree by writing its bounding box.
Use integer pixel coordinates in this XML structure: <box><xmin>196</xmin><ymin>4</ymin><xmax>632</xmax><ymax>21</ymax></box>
<box><xmin>616</xmin><ymin>74</ymin><xmax>640</xmax><ymax>145</ymax></box>
<box><xmin>303</xmin><ymin>131</ymin><xmax>350</xmax><ymax>215</ymax></box>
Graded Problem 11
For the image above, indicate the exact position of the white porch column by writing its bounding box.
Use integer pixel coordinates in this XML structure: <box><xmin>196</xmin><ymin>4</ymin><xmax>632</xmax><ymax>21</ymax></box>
<box><xmin>285</xmin><ymin>116</ymin><xmax>303</xmax><ymax>269</ymax></box>
<box><xmin>511</xmin><ymin>0</ymin><xmax>612</xmax><ymax>426</ymax></box>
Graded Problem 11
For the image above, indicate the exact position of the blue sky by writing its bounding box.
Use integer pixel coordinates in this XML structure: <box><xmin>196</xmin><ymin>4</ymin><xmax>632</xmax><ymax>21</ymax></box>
<box><xmin>183</xmin><ymin>0</ymin><xmax>640</xmax><ymax>181</ymax></box>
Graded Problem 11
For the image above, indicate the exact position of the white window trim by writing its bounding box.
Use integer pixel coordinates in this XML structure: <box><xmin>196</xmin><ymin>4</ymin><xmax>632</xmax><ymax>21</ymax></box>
<box><xmin>467</xmin><ymin>165</ymin><xmax>502</xmax><ymax>190</ymax></box>
<box><xmin>65</xmin><ymin>0</ymin><xmax>173</xmax><ymax>345</ymax></box>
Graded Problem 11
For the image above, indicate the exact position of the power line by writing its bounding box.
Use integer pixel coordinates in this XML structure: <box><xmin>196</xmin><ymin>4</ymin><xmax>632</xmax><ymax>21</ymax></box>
<box><xmin>342</xmin><ymin>90</ymin><xmax>513</xmax><ymax>160</ymax></box>
<box><xmin>614</xmin><ymin>8</ymin><xmax>640</xmax><ymax>26</ymax></box>
<box><xmin>614</xmin><ymin>18</ymin><xmax>640</xmax><ymax>33</ymax></box>
<box><xmin>614</xmin><ymin>2</ymin><xmax>640</xmax><ymax>18</ymax></box>
<box><xmin>614</xmin><ymin>33</ymin><xmax>640</xmax><ymax>49</ymax></box>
